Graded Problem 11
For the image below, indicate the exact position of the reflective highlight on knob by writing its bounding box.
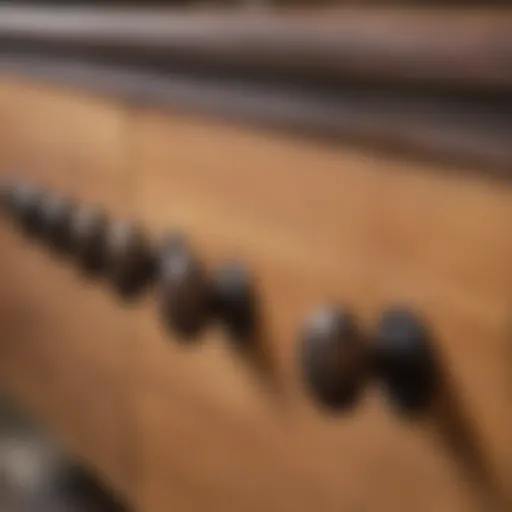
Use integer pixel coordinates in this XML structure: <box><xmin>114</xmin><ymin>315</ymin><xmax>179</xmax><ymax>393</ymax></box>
<box><xmin>104</xmin><ymin>220</ymin><xmax>156</xmax><ymax>298</ymax></box>
<box><xmin>70</xmin><ymin>205</ymin><xmax>108</xmax><ymax>275</ymax></box>
<box><xmin>8</xmin><ymin>182</ymin><xmax>44</xmax><ymax>235</ymax></box>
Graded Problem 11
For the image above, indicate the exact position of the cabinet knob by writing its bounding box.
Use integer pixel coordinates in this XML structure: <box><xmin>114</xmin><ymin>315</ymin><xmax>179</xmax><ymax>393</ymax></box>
<box><xmin>69</xmin><ymin>205</ymin><xmax>108</xmax><ymax>275</ymax></box>
<box><xmin>374</xmin><ymin>307</ymin><xmax>436</xmax><ymax>414</ymax></box>
<box><xmin>0</xmin><ymin>175</ymin><xmax>10</xmax><ymax>213</ymax></box>
<box><xmin>157</xmin><ymin>235</ymin><xmax>212</xmax><ymax>339</ymax></box>
<box><xmin>104</xmin><ymin>220</ymin><xmax>156</xmax><ymax>298</ymax></box>
<box><xmin>7</xmin><ymin>182</ymin><xmax>45</xmax><ymax>235</ymax></box>
<box><xmin>300</xmin><ymin>307</ymin><xmax>366</xmax><ymax>411</ymax></box>
<box><xmin>157</xmin><ymin>237</ymin><xmax>256</xmax><ymax>343</ymax></box>
<box><xmin>300</xmin><ymin>305</ymin><xmax>436</xmax><ymax>415</ymax></box>
<box><xmin>39</xmin><ymin>194</ymin><xmax>76</xmax><ymax>253</ymax></box>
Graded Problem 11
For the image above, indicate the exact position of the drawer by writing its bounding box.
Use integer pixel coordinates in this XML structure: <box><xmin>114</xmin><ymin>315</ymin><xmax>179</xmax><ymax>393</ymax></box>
<box><xmin>130</xmin><ymin>110</ymin><xmax>512</xmax><ymax>512</ymax></box>
<box><xmin>0</xmin><ymin>78</ymin><xmax>135</xmax><ymax>495</ymax></box>
<box><xmin>0</xmin><ymin>77</ymin><xmax>510</xmax><ymax>512</ymax></box>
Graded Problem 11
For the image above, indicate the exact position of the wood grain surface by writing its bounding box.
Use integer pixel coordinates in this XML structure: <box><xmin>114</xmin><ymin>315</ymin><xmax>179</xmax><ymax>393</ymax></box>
<box><xmin>0</xmin><ymin>78</ymin><xmax>136</xmax><ymax>497</ymax></box>
<box><xmin>0</xmin><ymin>76</ymin><xmax>510</xmax><ymax>512</ymax></box>
<box><xmin>130</xmin><ymin>109</ymin><xmax>512</xmax><ymax>512</ymax></box>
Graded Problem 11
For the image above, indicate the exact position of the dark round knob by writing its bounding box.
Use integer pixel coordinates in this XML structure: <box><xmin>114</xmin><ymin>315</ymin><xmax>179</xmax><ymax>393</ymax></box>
<box><xmin>104</xmin><ymin>220</ymin><xmax>156</xmax><ymax>298</ymax></box>
<box><xmin>39</xmin><ymin>194</ymin><xmax>76</xmax><ymax>253</ymax></box>
<box><xmin>211</xmin><ymin>261</ymin><xmax>255</xmax><ymax>343</ymax></box>
<box><xmin>374</xmin><ymin>307</ymin><xmax>436</xmax><ymax>414</ymax></box>
<box><xmin>300</xmin><ymin>307</ymin><xmax>366</xmax><ymax>411</ymax></box>
<box><xmin>70</xmin><ymin>205</ymin><xmax>108</xmax><ymax>275</ymax></box>
<box><xmin>158</xmin><ymin>235</ymin><xmax>212</xmax><ymax>339</ymax></box>
<box><xmin>7</xmin><ymin>182</ymin><xmax>45</xmax><ymax>235</ymax></box>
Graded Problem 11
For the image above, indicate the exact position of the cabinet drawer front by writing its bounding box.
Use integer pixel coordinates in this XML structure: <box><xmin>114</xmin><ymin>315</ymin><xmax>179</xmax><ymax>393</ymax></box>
<box><xmin>0</xmin><ymin>78</ymin><xmax>510</xmax><ymax>512</ymax></box>
<box><xmin>131</xmin><ymin>110</ymin><xmax>511</xmax><ymax>512</ymax></box>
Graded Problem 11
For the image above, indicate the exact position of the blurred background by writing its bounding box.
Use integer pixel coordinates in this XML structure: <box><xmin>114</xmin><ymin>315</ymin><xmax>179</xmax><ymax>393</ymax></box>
<box><xmin>0</xmin><ymin>395</ymin><xmax>128</xmax><ymax>512</ymax></box>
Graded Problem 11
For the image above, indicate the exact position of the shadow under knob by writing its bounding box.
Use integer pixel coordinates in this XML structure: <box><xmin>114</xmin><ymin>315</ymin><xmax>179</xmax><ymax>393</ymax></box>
<box><xmin>69</xmin><ymin>205</ymin><xmax>108</xmax><ymax>275</ymax></box>
<box><xmin>212</xmin><ymin>261</ymin><xmax>255</xmax><ymax>344</ymax></box>
<box><xmin>157</xmin><ymin>235</ymin><xmax>212</xmax><ymax>339</ymax></box>
<box><xmin>374</xmin><ymin>307</ymin><xmax>436</xmax><ymax>415</ymax></box>
<box><xmin>104</xmin><ymin>220</ymin><xmax>156</xmax><ymax>299</ymax></box>
<box><xmin>300</xmin><ymin>307</ymin><xmax>366</xmax><ymax>411</ymax></box>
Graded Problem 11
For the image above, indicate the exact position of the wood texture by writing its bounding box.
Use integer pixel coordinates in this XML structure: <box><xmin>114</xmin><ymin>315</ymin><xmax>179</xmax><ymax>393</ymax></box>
<box><xmin>0</xmin><ymin>76</ymin><xmax>509</xmax><ymax>512</ymax></box>
<box><xmin>130</xmin><ymin>109</ymin><xmax>512</xmax><ymax>512</ymax></box>
<box><xmin>0</xmin><ymin>79</ymin><xmax>135</xmax><ymax>498</ymax></box>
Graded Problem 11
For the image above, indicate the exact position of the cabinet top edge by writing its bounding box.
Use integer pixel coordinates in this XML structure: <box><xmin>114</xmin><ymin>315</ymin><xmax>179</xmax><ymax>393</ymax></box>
<box><xmin>0</xmin><ymin>6</ymin><xmax>511</xmax><ymax>93</ymax></box>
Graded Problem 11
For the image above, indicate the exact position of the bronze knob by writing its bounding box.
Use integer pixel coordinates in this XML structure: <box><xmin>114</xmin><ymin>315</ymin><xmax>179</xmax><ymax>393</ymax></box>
<box><xmin>104</xmin><ymin>220</ymin><xmax>156</xmax><ymax>298</ymax></box>
<box><xmin>300</xmin><ymin>307</ymin><xmax>366</xmax><ymax>411</ymax></box>
<box><xmin>7</xmin><ymin>182</ymin><xmax>45</xmax><ymax>235</ymax></box>
<box><xmin>157</xmin><ymin>235</ymin><xmax>258</xmax><ymax>343</ymax></box>
<box><xmin>300</xmin><ymin>305</ymin><xmax>436</xmax><ymax>415</ymax></box>
<box><xmin>157</xmin><ymin>235</ymin><xmax>212</xmax><ymax>339</ymax></box>
<box><xmin>69</xmin><ymin>205</ymin><xmax>108</xmax><ymax>275</ymax></box>
<box><xmin>373</xmin><ymin>307</ymin><xmax>436</xmax><ymax>414</ymax></box>
<box><xmin>39</xmin><ymin>194</ymin><xmax>76</xmax><ymax>253</ymax></box>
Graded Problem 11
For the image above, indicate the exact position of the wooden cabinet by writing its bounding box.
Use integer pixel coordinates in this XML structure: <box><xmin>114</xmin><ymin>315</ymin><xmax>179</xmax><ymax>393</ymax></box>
<box><xmin>0</xmin><ymin>7</ymin><xmax>510</xmax><ymax>512</ymax></box>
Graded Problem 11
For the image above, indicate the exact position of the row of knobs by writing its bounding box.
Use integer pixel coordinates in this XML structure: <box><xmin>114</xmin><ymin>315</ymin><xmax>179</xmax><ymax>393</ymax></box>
<box><xmin>0</xmin><ymin>178</ymin><xmax>437</xmax><ymax>416</ymax></box>
<box><xmin>0</xmin><ymin>179</ymin><xmax>255</xmax><ymax>343</ymax></box>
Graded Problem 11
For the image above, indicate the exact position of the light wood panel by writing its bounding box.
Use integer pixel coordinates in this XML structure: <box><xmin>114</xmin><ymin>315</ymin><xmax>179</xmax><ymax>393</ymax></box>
<box><xmin>131</xmin><ymin>110</ymin><xmax>512</xmax><ymax>512</ymax></box>
<box><xmin>0</xmin><ymin>76</ymin><xmax>509</xmax><ymax>512</ymax></box>
<box><xmin>0</xmin><ymin>77</ymin><xmax>136</xmax><ymax>498</ymax></box>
